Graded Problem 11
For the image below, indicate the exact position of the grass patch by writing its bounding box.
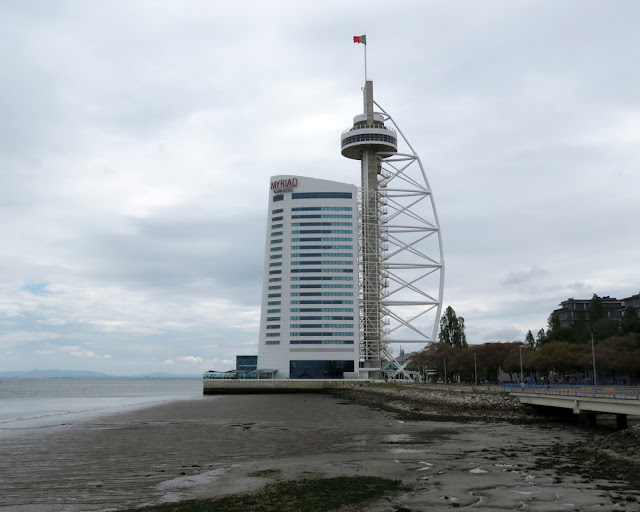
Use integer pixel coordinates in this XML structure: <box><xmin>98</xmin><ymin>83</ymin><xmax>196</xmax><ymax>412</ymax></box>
<box><xmin>128</xmin><ymin>476</ymin><xmax>404</xmax><ymax>512</ymax></box>
<box><xmin>381</xmin><ymin>441</ymin><xmax>434</xmax><ymax>445</ymax></box>
<box><xmin>248</xmin><ymin>468</ymin><xmax>281</xmax><ymax>478</ymax></box>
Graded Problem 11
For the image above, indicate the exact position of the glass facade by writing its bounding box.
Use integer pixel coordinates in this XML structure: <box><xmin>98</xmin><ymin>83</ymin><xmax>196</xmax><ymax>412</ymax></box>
<box><xmin>236</xmin><ymin>355</ymin><xmax>257</xmax><ymax>371</ymax></box>
<box><xmin>292</xmin><ymin>192</ymin><xmax>352</xmax><ymax>200</ymax></box>
<box><xmin>289</xmin><ymin>360</ymin><xmax>355</xmax><ymax>379</ymax></box>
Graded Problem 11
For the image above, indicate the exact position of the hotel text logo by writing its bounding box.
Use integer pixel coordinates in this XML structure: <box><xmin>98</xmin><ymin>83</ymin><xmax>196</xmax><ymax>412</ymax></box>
<box><xmin>271</xmin><ymin>178</ymin><xmax>298</xmax><ymax>193</ymax></box>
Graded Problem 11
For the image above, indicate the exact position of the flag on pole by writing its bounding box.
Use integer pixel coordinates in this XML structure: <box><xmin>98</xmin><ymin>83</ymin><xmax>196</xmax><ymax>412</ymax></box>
<box><xmin>353</xmin><ymin>35</ymin><xmax>366</xmax><ymax>45</ymax></box>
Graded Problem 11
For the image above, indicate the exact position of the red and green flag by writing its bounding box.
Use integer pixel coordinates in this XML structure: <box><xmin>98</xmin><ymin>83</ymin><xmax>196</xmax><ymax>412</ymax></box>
<box><xmin>353</xmin><ymin>35</ymin><xmax>366</xmax><ymax>45</ymax></box>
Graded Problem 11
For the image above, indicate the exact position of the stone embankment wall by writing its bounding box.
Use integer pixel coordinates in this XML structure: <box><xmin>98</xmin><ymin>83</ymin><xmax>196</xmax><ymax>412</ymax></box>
<box><xmin>335</xmin><ymin>383</ymin><xmax>536</xmax><ymax>423</ymax></box>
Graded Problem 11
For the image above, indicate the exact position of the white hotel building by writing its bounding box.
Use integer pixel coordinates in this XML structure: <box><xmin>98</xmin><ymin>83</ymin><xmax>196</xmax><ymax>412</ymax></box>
<box><xmin>257</xmin><ymin>175</ymin><xmax>360</xmax><ymax>379</ymax></box>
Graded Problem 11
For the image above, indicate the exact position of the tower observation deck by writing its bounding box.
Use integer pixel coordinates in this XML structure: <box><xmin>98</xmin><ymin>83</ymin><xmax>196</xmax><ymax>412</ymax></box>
<box><xmin>341</xmin><ymin>80</ymin><xmax>444</xmax><ymax>380</ymax></box>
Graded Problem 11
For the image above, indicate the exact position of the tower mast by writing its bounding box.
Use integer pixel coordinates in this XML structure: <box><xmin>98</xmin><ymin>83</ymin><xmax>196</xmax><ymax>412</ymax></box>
<box><xmin>342</xmin><ymin>80</ymin><xmax>398</xmax><ymax>378</ymax></box>
<box><xmin>342</xmin><ymin>77</ymin><xmax>445</xmax><ymax>380</ymax></box>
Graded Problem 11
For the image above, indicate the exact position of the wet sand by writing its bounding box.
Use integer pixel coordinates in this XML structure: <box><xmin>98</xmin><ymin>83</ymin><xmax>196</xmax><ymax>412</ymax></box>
<box><xmin>0</xmin><ymin>392</ymin><xmax>638</xmax><ymax>512</ymax></box>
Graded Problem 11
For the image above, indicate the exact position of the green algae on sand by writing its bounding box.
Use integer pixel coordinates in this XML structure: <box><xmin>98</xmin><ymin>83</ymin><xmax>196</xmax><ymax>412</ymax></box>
<box><xmin>128</xmin><ymin>475</ymin><xmax>405</xmax><ymax>512</ymax></box>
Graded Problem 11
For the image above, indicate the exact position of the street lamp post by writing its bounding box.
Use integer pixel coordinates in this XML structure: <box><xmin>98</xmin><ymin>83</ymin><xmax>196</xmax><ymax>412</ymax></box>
<box><xmin>444</xmin><ymin>356</ymin><xmax>447</xmax><ymax>389</ymax></box>
<box><xmin>519</xmin><ymin>344</ymin><xmax>524</xmax><ymax>382</ymax></box>
<box><xmin>473</xmin><ymin>351</ymin><xmax>477</xmax><ymax>389</ymax></box>
<box><xmin>590</xmin><ymin>328</ymin><xmax>597</xmax><ymax>387</ymax></box>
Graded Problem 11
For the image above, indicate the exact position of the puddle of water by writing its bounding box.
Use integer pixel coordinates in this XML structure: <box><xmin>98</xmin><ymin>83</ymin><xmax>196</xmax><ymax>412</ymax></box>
<box><xmin>391</xmin><ymin>448</ymin><xmax>424</xmax><ymax>454</ymax></box>
<box><xmin>469</xmin><ymin>467</ymin><xmax>488</xmax><ymax>474</ymax></box>
<box><xmin>416</xmin><ymin>461</ymin><xmax>433</xmax><ymax>471</ymax></box>
<box><xmin>157</xmin><ymin>467</ymin><xmax>228</xmax><ymax>496</ymax></box>
<box><xmin>385</xmin><ymin>434</ymin><xmax>413</xmax><ymax>442</ymax></box>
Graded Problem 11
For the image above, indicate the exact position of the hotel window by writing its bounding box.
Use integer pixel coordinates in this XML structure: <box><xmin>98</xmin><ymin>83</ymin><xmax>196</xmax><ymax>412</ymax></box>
<box><xmin>292</xmin><ymin>237</ymin><xmax>352</xmax><ymax>242</ymax></box>
<box><xmin>292</xmin><ymin>207</ymin><xmax>352</xmax><ymax>211</ymax></box>
<box><xmin>291</xmin><ymin>230</ymin><xmax>351</xmax><ymax>235</ymax></box>
<box><xmin>290</xmin><ymin>268</ymin><xmax>353</xmax><ymax>273</ymax></box>
<box><xmin>291</xmin><ymin>292</ymin><xmax>353</xmax><ymax>297</ymax></box>
<box><xmin>291</xmin><ymin>284</ymin><xmax>353</xmax><ymax>289</ymax></box>
<box><xmin>290</xmin><ymin>332</ymin><xmax>353</xmax><ymax>337</ymax></box>
<box><xmin>292</xmin><ymin>192</ymin><xmax>352</xmax><ymax>199</ymax></box>
<box><xmin>291</xmin><ymin>222</ymin><xmax>352</xmax><ymax>227</ymax></box>
<box><xmin>292</xmin><ymin>214</ymin><xmax>352</xmax><ymax>219</ymax></box>
<box><xmin>273</xmin><ymin>194</ymin><xmax>284</xmax><ymax>202</ymax></box>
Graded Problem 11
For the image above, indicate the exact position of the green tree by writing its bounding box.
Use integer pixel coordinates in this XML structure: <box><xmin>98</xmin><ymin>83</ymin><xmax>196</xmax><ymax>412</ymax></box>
<box><xmin>501</xmin><ymin>343</ymin><xmax>524</xmax><ymax>382</ymax></box>
<box><xmin>622</xmin><ymin>307</ymin><xmax>640</xmax><ymax>334</ymax></box>
<box><xmin>589</xmin><ymin>294</ymin><xmax>606</xmax><ymax>322</ymax></box>
<box><xmin>415</xmin><ymin>341</ymin><xmax>455</xmax><ymax>380</ymax></box>
<box><xmin>438</xmin><ymin>306</ymin><xmax>468</xmax><ymax>348</ymax></box>
<box><xmin>595</xmin><ymin>334</ymin><xmax>640</xmax><ymax>378</ymax></box>
<box><xmin>450</xmin><ymin>348</ymin><xmax>475</xmax><ymax>382</ymax></box>
<box><xmin>573</xmin><ymin>315</ymin><xmax>589</xmax><ymax>344</ymax></box>
<box><xmin>532</xmin><ymin>342</ymin><xmax>588</xmax><ymax>375</ymax></box>
<box><xmin>535</xmin><ymin>328</ymin><xmax>548</xmax><ymax>348</ymax></box>
<box><xmin>592</xmin><ymin>318</ymin><xmax>620</xmax><ymax>341</ymax></box>
<box><xmin>546</xmin><ymin>311</ymin><xmax>561</xmax><ymax>341</ymax></box>
<box><xmin>525</xmin><ymin>330</ymin><xmax>536</xmax><ymax>350</ymax></box>
<box><xmin>476</xmin><ymin>342</ymin><xmax>513</xmax><ymax>382</ymax></box>
<box><xmin>548</xmin><ymin>311</ymin><xmax>561</xmax><ymax>332</ymax></box>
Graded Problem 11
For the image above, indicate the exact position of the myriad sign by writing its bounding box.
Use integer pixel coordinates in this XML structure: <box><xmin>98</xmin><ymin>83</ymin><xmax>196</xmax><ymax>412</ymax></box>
<box><xmin>271</xmin><ymin>177</ymin><xmax>298</xmax><ymax>193</ymax></box>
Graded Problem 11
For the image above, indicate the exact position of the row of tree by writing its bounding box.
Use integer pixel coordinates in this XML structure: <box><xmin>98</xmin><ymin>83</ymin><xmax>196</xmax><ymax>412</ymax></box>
<box><xmin>409</xmin><ymin>335</ymin><xmax>640</xmax><ymax>383</ymax></box>
<box><xmin>410</xmin><ymin>300</ymin><xmax>640</xmax><ymax>382</ymax></box>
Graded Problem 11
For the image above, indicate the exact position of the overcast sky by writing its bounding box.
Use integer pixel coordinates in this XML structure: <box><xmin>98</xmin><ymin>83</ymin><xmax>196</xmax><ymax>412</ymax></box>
<box><xmin>1</xmin><ymin>0</ymin><xmax>638</xmax><ymax>375</ymax></box>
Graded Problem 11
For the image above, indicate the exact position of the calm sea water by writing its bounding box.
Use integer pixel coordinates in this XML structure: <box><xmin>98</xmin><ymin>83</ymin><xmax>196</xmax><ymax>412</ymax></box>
<box><xmin>0</xmin><ymin>378</ymin><xmax>203</xmax><ymax>435</ymax></box>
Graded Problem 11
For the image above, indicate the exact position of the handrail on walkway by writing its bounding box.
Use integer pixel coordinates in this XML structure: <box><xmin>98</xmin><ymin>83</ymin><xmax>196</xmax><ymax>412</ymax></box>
<box><xmin>506</xmin><ymin>384</ymin><xmax>640</xmax><ymax>400</ymax></box>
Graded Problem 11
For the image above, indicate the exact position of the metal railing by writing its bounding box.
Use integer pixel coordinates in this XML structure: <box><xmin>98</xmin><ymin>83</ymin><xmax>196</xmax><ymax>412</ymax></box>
<box><xmin>507</xmin><ymin>384</ymin><xmax>640</xmax><ymax>400</ymax></box>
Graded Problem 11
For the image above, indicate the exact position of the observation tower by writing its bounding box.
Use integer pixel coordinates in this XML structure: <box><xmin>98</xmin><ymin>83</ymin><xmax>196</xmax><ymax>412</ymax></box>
<box><xmin>341</xmin><ymin>80</ymin><xmax>445</xmax><ymax>379</ymax></box>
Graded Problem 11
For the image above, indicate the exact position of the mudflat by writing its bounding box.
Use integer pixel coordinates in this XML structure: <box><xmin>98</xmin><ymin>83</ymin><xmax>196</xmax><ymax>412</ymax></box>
<box><xmin>0</xmin><ymin>390</ymin><xmax>638</xmax><ymax>511</ymax></box>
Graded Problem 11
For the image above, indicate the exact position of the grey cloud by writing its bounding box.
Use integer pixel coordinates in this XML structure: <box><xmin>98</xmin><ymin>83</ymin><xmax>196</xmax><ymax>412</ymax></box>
<box><xmin>503</xmin><ymin>265</ymin><xmax>549</xmax><ymax>286</ymax></box>
<box><xmin>1</xmin><ymin>0</ymin><xmax>639</xmax><ymax>373</ymax></box>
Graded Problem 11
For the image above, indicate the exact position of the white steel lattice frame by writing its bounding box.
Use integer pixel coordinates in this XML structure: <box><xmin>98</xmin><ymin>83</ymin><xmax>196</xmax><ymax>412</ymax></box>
<box><xmin>357</xmin><ymin>101</ymin><xmax>445</xmax><ymax>371</ymax></box>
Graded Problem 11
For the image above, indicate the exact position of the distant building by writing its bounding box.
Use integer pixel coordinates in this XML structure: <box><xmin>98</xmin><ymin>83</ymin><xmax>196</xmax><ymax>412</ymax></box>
<box><xmin>622</xmin><ymin>293</ymin><xmax>640</xmax><ymax>313</ymax></box>
<box><xmin>553</xmin><ymin>292</ymin><xmax>640</xmax><ymax>328</ymax></box>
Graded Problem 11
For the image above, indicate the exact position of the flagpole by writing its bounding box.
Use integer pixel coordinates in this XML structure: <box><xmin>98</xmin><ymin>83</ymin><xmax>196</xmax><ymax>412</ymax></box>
<box><xmin>364</xmin><ymin>35</ymin><xmax>367</xmax><ymax>80</ymax></box>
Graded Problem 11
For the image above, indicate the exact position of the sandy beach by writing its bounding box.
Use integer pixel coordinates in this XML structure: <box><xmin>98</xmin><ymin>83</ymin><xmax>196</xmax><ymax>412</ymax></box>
<box><xmin>1</xmin><ymin>389</ymin><xmax>639</xmax><ymax>512</ymax></box>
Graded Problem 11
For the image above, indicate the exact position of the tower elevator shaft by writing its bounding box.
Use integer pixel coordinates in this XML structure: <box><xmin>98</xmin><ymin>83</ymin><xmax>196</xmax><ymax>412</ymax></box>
<box><xmin>341</xmin><ymin>80</ymin><xmax>399</xmax><ymax>377</ymax></box>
